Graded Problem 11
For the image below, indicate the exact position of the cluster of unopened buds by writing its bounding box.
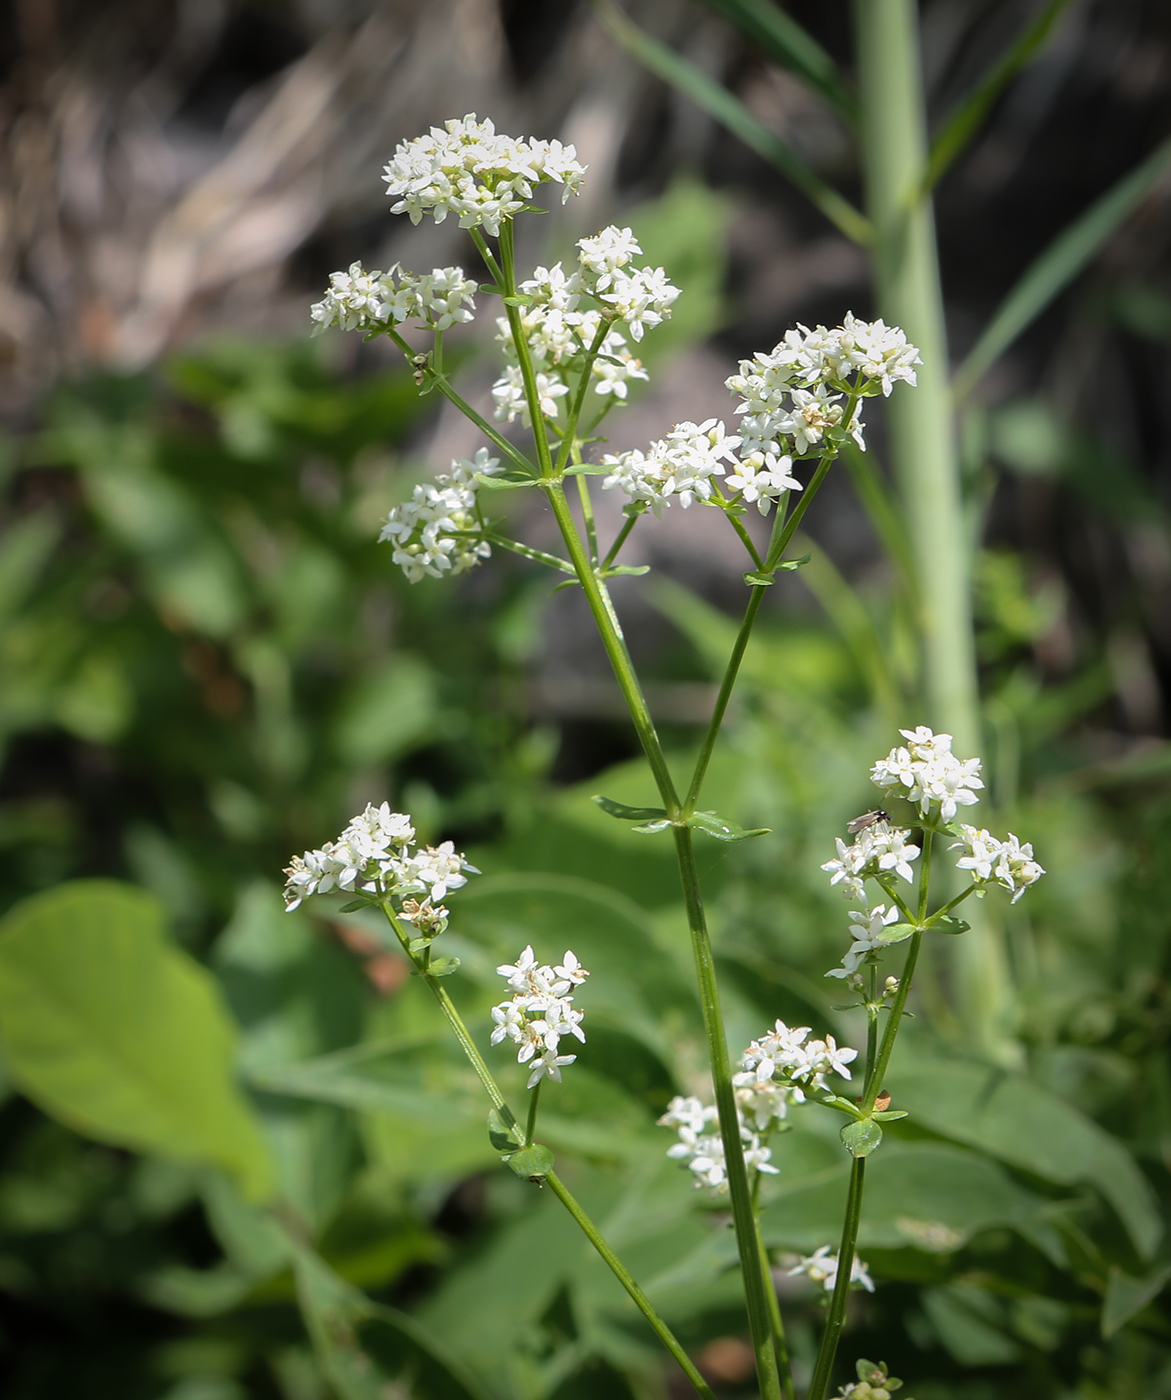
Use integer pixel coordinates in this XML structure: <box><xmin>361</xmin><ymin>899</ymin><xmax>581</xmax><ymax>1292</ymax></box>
<box><xmin>490</xmin><ymin>946</ymin><xmax>590</xmax><ymax>1088</ymax></box>
<box><xmin>835</xmin><ymin>1359</ymin><xmax>910</xmax><ymax>1399</ymax></box>
<box><xmin>282</xmin><ymin>803</ymin><xmax>476</xmax><ymax>922</ymax></box>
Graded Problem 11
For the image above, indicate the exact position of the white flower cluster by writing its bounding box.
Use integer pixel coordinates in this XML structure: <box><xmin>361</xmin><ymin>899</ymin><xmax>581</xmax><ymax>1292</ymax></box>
<box><xmin>822</xmin><ymin>820</ymin><xmax>921</xmax><ymax>902</ymax></box>
<box><xmin>870</xmin><ymin>726</ymin><xmax>984</xmax><ymax>823</ymax></box>
<box><xmin>657</xmin><ymin>1095</ymin><xmax>777</xmax><ymax>1193</ymax></box>
<box><xmin>382</xmin><ymin>114</ymin><xmax>586</xmax><ymax>237</ymax></box>
<box><xmin>727</xmin><ymin>313</ymin><xmax>920</xmax><ymax>458</ymax></box>
<box><xmin>378</xmin><ymin>449</ymin><xmax>500</xmax><ymax>583</ymax></box>
<box><xmin>787</xmin><ymin>1245</ymin><xmax>874</xmax><ymax>1294</ymax></box>
<box><xmin>825</xmin><ymin>903</ymin><xmax>901</xmax><ymax>979</ymax></box>
<box><xmin>950</xmin><ymin>825</ymin><xmax>1045</xmax><ymax>903</ymax></box>
<box><xmin>576</xmin><ymin>227</ymin><xmax>681</xmax><ymax>342</ymax></box>
<box><xmin>490</xmin><ymin>946</ymin><xmax>589</xmax><ymax>1088</ymax></box>
<box><xmin>601</xmin><ymin>419</ymin><xmax>743</xmax><ymax>514</ymax></box>
<box><xmin>310</xmin><ymin>262</ymin><xmax>478</xmax><ymax>336</ymax></box>
<box><xmin>283</xmin><ymin>803</ymin><xmax>476</xmax><ymax>915</ymax></box>
<box><xmin>736</xmin><ymin>1019</ymin><xmax>858</xmax><ymax>1108</ymax></box>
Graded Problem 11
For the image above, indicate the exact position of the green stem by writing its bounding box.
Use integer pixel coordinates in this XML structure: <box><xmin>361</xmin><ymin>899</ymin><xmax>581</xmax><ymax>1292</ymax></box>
<box><xmin>378</xmin><ymin>907</ymin><xmax>713</xmax><ymax>1399</ymax></box>
<box><xmin>499</xmin><ymin>222</ymin><xmax>557</xmax><ymax>480</ymax></box>
<box><xmin>755</xmin><ymin>1215</ymin><xmax>796</xmax><ymax>1400</ymax></box>
<box><xmin>863</xmin><ymin>929</ymin><xmax>923</xmax><ymax>1108</ymax></box>
<box><xmin>854</xmin><ymin>0</ymin><xmax>1016</xmax><ymax>1059</ymax></box>
<box><xmin>685</xmin><ymin>453</ymin><xmax>835</xmax><ymax>812</ymax></box>
<box><xmin>545</xmin><ymin>1172</ymin><xmax>718</xmax><ymax>1400</ymax></box>
<box><xmin>576</xmin><ymin>474</ymin><xmax>600</xmax><ymax>564</ymax></box>
<box><xmin>524</xmin><ymin>1080</ymin><xmax>541</xmax><ymax>1146</ymax></box>
<box><xmin>490</xmin><ymin>533</ymin><xmax>576</xmax><ymax>575</ymax></box>
<box><xmin>469</xmin><ymin>228</ymin><xmax>505</xmax><ymax>287</ymax></box>
<box><xmin>725</xmin><ymin>508</ymin><xmax>765</xmax><ymax>570</ymax></box>
<box><xmin>601</xmin><ymin>509</ymin><xmax>643</xmax><ymax>570</ymax></box>
<box><xmin>556</xmin><ymin>319</ymin><xmax>612</xmax><ymax>475</ymax></box>
<box><xmin>866</xmin><ymin>962</ymin><xmax>879</xmax><ymax>1072</ymax></box>
<box><xmin>806</xmin><ymin>1157</ymin><xmax>867</xmax><ymax>1400</ymax></box>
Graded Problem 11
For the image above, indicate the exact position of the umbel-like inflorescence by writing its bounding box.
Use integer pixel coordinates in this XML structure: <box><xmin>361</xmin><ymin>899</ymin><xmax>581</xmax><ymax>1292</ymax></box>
<box><xmin>310</xmin><ymin>263</ymin><xmax>478</xmax><ymax>336</ymax></box>
<box><xmin>659</xmin><ymin>1018</ymin><xmax>859</xmax><ymax>1193</ymax></box>
<box><xmin>283</xmin><ymin>804</ymin><xmax>477</xmax><ymax>934</ymax></box>
<box><xmin>491</xmin><ymin>946</ymin><xmax>590</xmax><ymax>1088</ymax></box>
<box><xmin>821</xmin><ymin>727</ymin><xmax>1044</xmax><ymax>981</ymax></box>
<box><xmin>377</xmin><ymin>449</ymin><xmax>500</xmax><ymax>582</ymax></box>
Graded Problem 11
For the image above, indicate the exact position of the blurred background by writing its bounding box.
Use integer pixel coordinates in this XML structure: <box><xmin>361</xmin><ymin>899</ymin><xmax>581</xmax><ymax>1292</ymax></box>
<box><xmin>2</xmin><ymin>2</ymin><xmax>1171</xmax><ymax>1398</ymax></box>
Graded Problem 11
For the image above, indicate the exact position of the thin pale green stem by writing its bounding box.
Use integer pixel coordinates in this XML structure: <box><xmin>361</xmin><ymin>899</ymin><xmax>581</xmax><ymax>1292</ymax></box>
<box><xmin>378</xmin><ymin>906</ymin><xmax>712</xmax><ymax>1399</ymax></box>
<box><xmin>863</xmin><ymin>929</ymin><xmax>924</xmax><ymax>1108</ymax></box>
<box><xmin>576</xmin><ymin>474</ymin><xmax>600</xmax><ymax>565</ymax></box>
<box><xmin>806</xmin><ymin>1157</ymin><xmax>867</xmax><ymax>1400</ymax></box>
<box><xmin>490</xmin><ymin>533</ymin><xmax>576</xmax><ymax>575</ymax></box>
<box><xmin>601</xmin><ymin>510</ymin><xmax>643</xmax><ymax>570</ymax></box>
<box><xmin>524</xmin><ymin>1080</ymin><xmax>541</xmax><ymax>1147</ymax></box>
<box><xmin>499</xmin><ymin>222</ymin><xmax>557</xmax><ymax>480</ymax></box>
<box><xmin>725</xmin><ymin>508</ymin><xmax>765</xmax><ymax>570</ymax></box>
<box><xmin>556</xmin><ymin>319</ymin><xmax>611</xmax><ymax>475</ymax></box>
<box><xmin>544</xmin><ymin>1172</ymin><xmax>718</xmax><ymax>1400</ymax></box>
<box><xmin>866</xmin><ymin>962</ymin><xmax>879</xmax><ymax>1071</ymax></box>
<box><xmin>685</xmin><ymin>452</ymin><xmax>836</xmax><ymax>812</ymax></box>
<box><xmin>469</xmin><ymin>228</ymin><xmax>505</xmax><ymax>287</ymax></box>
<box><xmin>754</xmin><ymin>1215</ymin><xmax>796</xmax><ymax>1400</ymax></box>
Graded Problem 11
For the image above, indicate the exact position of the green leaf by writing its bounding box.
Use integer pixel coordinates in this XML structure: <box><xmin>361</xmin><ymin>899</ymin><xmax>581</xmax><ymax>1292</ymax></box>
<box><xmin>890</xmin><ymin>1051</ymin><xmax>1163</xmax><ymax>1257</ymax></box>
<box><xmin>876</xmin><ymin>921</ymin><xmax>919</xmax><ymax>946</ymax></box>
<box><xmin>931</xmin><ymin>915</ymin><xmax>970</xmax><ymax>935</ymax></box>
<box><xmin>594</xmin><ymin>0</ymin><xmax>870</xmax><ymax>245</ymax></box>
<box><xmin>426</xmin><ymin>955</ymin><xmax>461</xmax><ymax>978</ymax></box>
<box><xmin>487</xmin><ymin>1107</ymin><xmax>522</xmax><ymax>1155</ymax></box>
<box><xmin>631</xmin><ymin>818</ymin><xmax>673</xmax><ymax>834</ymax></box>
<box><xmin>474</xmin><ymin>471</ymin><xmax>538</xmax><ymax>490</ymax></box>
<box><xmin>743</xmin><ymin>570</ymin><xmax>775</xmax><ymax>587</ymax></box>
<box><xmin>0</xmin><ymin>881</ymin><xmax>274</xmax><ymax>1200</ymax></box>
<box><xmin>591</xmin><ymin>794</ymin><xmax>669</xmax><ymax>823</ymax></box>
<box><xmin>841</xmin><ymin>1118</ymin><xmax>884</xmax><ymax>1157</ymax></box>
<box><xmin>697</xmin><ymin>0</ymin><xmax>856</xmax><ymax>122</ymax></box>
<box><xmin>1102</xmin><ymin>1261</ymin><xmax>1171</xmax><ymax>1338</ymax></box>
<box><xmin>954</xmin><ymin>133</ymin><xmax>1171</xmax><ymax>399</ymax></box>
<box><xmin>562</xmin><ymin>462</ymin><xmax>611</xmax><ymax>476</ymax></box>
<box><xmin>338</xmin><ymin>898</ymin><xmax>374</xmax><ymax>914</ymax></box>
<box><xmin>507</xmin><ymin>1143</ymin><xmax>554</xmax><ymax>1181</ymax></box>
<box><xmin>603</xmin><ymin>564</ymin><xmax>650</xmax><ymax>577</ymax></box>
<box><xmin>778</xmin><ymin>553</ymin><xmax>811</xmax><ymax>571</ymax></box>
<box><xmin>927</xmin><ymin>0</ymin><xmax>1073</xmax><ymax>188</ymax></box>
<box><xmin>688</xmin><ymin>810</ymin><xmax>771</xmax><ymax>842</ymax></box>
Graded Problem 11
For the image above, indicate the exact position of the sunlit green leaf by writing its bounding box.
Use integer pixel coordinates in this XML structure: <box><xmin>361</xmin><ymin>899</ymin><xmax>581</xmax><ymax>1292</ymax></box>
<box><xmin>841</xmin><ymin>1118</ymin><xmax>884</xmax><ymax>1157</ymax></box>
<box><xmin>507</xmin><ymin>1144</ymin><xmax>554</xmax><ymax>1181</ymax></box>
<box><xmin>687</xmin><ymin>810</ymin><xmax>770</xmax><ymax>842</ymax></box>
<box><xmin>592</xmin><ymin>794</ymin><xmax>669</xmax><ymax>823</ymax></box>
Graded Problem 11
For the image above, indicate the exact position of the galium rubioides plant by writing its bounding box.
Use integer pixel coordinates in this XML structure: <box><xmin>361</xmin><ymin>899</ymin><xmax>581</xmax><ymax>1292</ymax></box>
<box><xmin>292</xmin><ymin>114</ymin><xmax>1045</xmax><ymax>1400</ymax></box>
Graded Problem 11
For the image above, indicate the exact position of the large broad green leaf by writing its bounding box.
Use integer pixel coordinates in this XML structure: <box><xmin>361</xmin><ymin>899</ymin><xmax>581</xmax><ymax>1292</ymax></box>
<box><xmin>0</xmin><ymin>880</ymin><xmax>273</xmax><ymax>1200</ymax></box>
<box><xmin>889</xmin><ymin>1050</ymin><xmax>1161</xmax><ymax>1257</ymax></box>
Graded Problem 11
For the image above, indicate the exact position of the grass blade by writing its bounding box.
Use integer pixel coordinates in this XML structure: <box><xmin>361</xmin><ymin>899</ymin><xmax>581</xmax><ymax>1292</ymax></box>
<box><xmin>927</xmin><ymin>0</ymin><xmax>1073</xmax><ymax>189</ymax></box>
<box><xmin>594</xmin><ymin>0</ymin><xmax>870</xmax><ymax>245</ymax></box>
<box><xmin>954</xmin><ymin>133</ymin><xmax>1171</xmax><ymax>400</ymax></box>
<box><xmin>698</xmin><ymin>0</ymin><xmax>857</xmax><ymax>123</ymax></box>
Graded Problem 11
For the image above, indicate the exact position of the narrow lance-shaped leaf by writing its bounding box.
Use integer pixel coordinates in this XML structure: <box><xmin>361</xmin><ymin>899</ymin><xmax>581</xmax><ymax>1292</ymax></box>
<box><xmin>594</xmin><ymin>0</ymin><xmax>871</xmax><ymax>246</ymax></box>
<box><xmin>697</xmin><ymin>0</ymin><xmax>857</xmax><ymax>124</ymax></box>
<box><xmin>926</xmin><ymin>0</ymin><xmax>1074</xmax><ymax>189</ymax></box>
<box><xmin>954</xmin><ymin>133</ymin><xmax>1171</xmax><ymax>399</ymax></box>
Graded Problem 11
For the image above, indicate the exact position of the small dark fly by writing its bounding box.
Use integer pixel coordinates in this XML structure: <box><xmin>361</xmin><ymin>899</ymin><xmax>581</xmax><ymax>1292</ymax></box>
<box><xmin>846</xmin><ymin>809</ymin><xmax>890</xmax><ymax>835</ymax></box>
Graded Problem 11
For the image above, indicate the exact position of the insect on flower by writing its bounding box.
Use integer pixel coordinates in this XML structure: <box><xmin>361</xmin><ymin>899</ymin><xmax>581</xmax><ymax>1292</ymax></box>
<box><xmin>845</xmin><ymin>809</ymin><xmax>890</xmax><ymax>835</ymax></box>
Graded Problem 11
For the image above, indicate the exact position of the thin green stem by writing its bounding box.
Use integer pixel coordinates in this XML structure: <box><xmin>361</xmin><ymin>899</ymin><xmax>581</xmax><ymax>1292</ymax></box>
<box><xmin>863</xmin><ymin>929</ymin><xmax>924</xmax><ymax>1108</ymax></box>
<box><xmin>601</xmin><ymin>509</ymin><xmax>643</xmax><ymax>570</ymax></box>
<box><xmin>490</xmin><ymin>533</ymin><xmax>576</xmax><ymax>575</ymax></box>
<box><xmin>378</xmin><ymin>906</ymin><xmax>713</xmax><ymax>1399</ymax></box>
<box><xmin>524</xmin><ymin>1080</ymin><xmax>541</xmax><ymax>1147</ymax></box>
<box><xmin>806</xmin><ymin>1157</ymin><xmax>867</xmax><ymax>1400</ymax></box>
<box><xmin>469</xmin><ymin>228</ymin><xmax>505</xmax><ymax>286</ymax></box>
<box><xmin>685</xmin><ymin>453</ymin><xmax>836</xmax><ymax>812</ymax></box>
<box><xmin>725</xmin><ymin>508</ymin><xmax>765</xmax><ymax>570</ymax></box>
<box><xmin>866</xmin><ymin>962</ymin><xmax>879</xmax><ymax>1072</ymax></box>
<box><xmin>929</xmin><ymin>884</ymin><xmax>978</xmax><ymax>920</ymax></box>
<box><xmin>917</xmin><ymin>828</ymin><xmax>934</xmax><ymax>925</ymax></box>
<box><xmin>556</xmin><ymin>319</ymin><xmax>611</xmax><ymax>475</ymax></box>
<box><xmin>499</xmin><ymin>222</ymin><xmax>557</xmax><ymax>480</ymax></box>
<box><xmin>754</xmin><ymin>1215</ymin><xmax>796</xmax><ymax>1400</ymax></box>
<box><xmin>576</xmin><ymin>474</ymin><xmax>600</xmax><ymax>565</ymax></box>
<box><xmin>544</xmin><ymin>1172</ymin><xmax>718</xmax><ymax>1400</ymax></box>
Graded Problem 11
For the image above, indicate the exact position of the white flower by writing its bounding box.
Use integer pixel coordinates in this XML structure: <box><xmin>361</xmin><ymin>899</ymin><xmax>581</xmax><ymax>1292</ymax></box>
<box><xmin>490</xmin><ymin>947</ymin><xmax>590</xmax><ymax>1085</ymax></box>
<box><xmin>723</xmin><ymin>449</ymin><xmax>802</xmax><ymax>514</ymax></box>
<box><xmin>310</xmin><ymin>262</ymin><xmax>404</xmax><ymax>334</ymax></box>
<box><xmin>383</xmin><ymin>115</ymin><xmax>585</xmax><ymax>237</ymax></box>
<box><xmin>378</xmin><ymin>454</ymin><xmax>500</xmax><ymax>583</ymax></box>
<box><xmin>602</xmin><ymin>418</ymin><xmax>740</xmax><ymax>513</ymax></box>
<box><xmin>739</xmin><ymin>1018</ymin><xmax>859</xmax><ymax>1096</ymax></box>
<box><xmin>283</xmin><ymin>808</ymin><xmax>474</xmax><ymax>913</ymax></box>
<box><xmin>950</xmin><ymin>825</ymin><xmax>1044</xmax><ymax>903</ymax></box>
<box><xmin>833</xmin><ymin>312</ymin><xmax>921</xmax><ymax>396</ymax></box>
<box><xmin>596</xmin><ymin>265</ymin><xmax>681</xmax><ymax>341</ymax></box>
<box><xmin>591</xmin><ymin>337</ymin><xmax>648</xmax><ymax>399</ymax></box>
<box><xmin>576</xmin><ymin>226</ymin><xmax>643</xmax><ymax>287</ymax></box>
<box><xmin>410</xmin><ymin>266</ymin><xmax>479</xmax><ymax>329</ymax></box>
<box><xmin>660</xmin><ymin>1097</ymin><xmax>777</xmax><ymax>1194</ymax></box>
<box><xmin>821</xmin><ymin>823</ymin><xmax>920</xmax><ymax>902</ymax></box>
<box><xmin>787</xmin><ymin>1246</ymin><xmax>874</xmax><ymax>1293</ymax></box>
<box><xmin>490</xmin><ymin>364</ymin><xmax>569</xmax><ymax>425</ymax></box>
<box><xmin>870</xmin><ymin>726</ymin><xmax>984</xmax><ymax>822</ymax></box>
<box><xmin>826</xmin><ymin>903</ymin><xmax>902</xmax><ymax>979</ymax></box>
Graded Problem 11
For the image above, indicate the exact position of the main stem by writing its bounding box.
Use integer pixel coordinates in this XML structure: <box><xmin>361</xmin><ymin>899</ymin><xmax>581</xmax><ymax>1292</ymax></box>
<box><xmin>854</xmin><ymin>0</ymin><xmax>1016</xmax><ymax>1061</ymax></box>
<box><xmin>806</xmin><ymin>1157</ymin><xmax>867</xmax><ymax>1400</ymax></box>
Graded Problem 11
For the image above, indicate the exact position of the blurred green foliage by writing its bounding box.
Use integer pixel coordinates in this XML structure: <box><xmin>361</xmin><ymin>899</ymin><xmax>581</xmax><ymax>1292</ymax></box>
<box><xmin>1</xmin><ymin>215</ymin><xmax>1170</xmax><ymax>1400</ymax></box>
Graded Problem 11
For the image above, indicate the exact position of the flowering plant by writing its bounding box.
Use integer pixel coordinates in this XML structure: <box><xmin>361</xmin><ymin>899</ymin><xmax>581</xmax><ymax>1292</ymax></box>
<box><xmin>290</xmin><ymin>113</ymin><xmax>1045</xmax><ymax>1400</ymax></box>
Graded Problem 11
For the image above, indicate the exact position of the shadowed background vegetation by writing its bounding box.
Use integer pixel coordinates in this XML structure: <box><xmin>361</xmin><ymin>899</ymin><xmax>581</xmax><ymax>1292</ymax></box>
<box><xmin>1</xmin><ymin>2</ymin><xmax>1171</xmax><ymax>1398</ymax></box>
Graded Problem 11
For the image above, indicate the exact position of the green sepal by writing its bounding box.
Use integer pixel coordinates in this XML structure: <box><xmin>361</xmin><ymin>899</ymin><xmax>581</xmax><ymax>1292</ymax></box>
<box><xmin>841</xmin><ymin>1117</ymin><xmax>884</xmax><ymax>1157</ymax></box>
<box><xmin>337</xmin><ymin>898</ymin><xmax>374</xmax><ymax>913</ymax></box>
<box><xmin>687</xmin><ymin>810</ymin><xmax>771</xmax><ymax>842</ymax></box>
<box><xmin>507</xmin><ymin>1144</ymin><xmax>554</xmax><ymax>1181</ymax></box>
<box><xmin>930</xmin><ymin>915</ymin><xmax>970</xmax><ymax>935</ymax></box>
<box><xmin>877</xmin><ymin>921</ymin><xmax>919</xmax><ymax>947</ymax></box>
<box><xmin>744</xmin><ymin>570</ymin><xmax>775</xmax><ymax>587</ymax></box>
<box><xmin>426</xmin><ymin>956</ymin><xmax>461</xmax><ymax>977</ymax></box>
<box><xmin>562</xmin><ymin>463</ymin><xmax>610</xmax><ymax>476</ymax></box>
<box><xmin>476</xmin><ymin>472</ymin><xmax>537</xmax><ymax>491</ymax></box>
<box><xmin>488</xmin><ymin>1108</ymin><xmax>522</xmax><ymax>1154</ymax></box>
<box><xmin>603</xmin><ymin>565</ymin><xmax>650</xmax><ymax>577</ymax></box>
<box><xmin>592</xmin><ymin>795</ymin><xmax>669</xmax><ymax>823</ymax></box>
